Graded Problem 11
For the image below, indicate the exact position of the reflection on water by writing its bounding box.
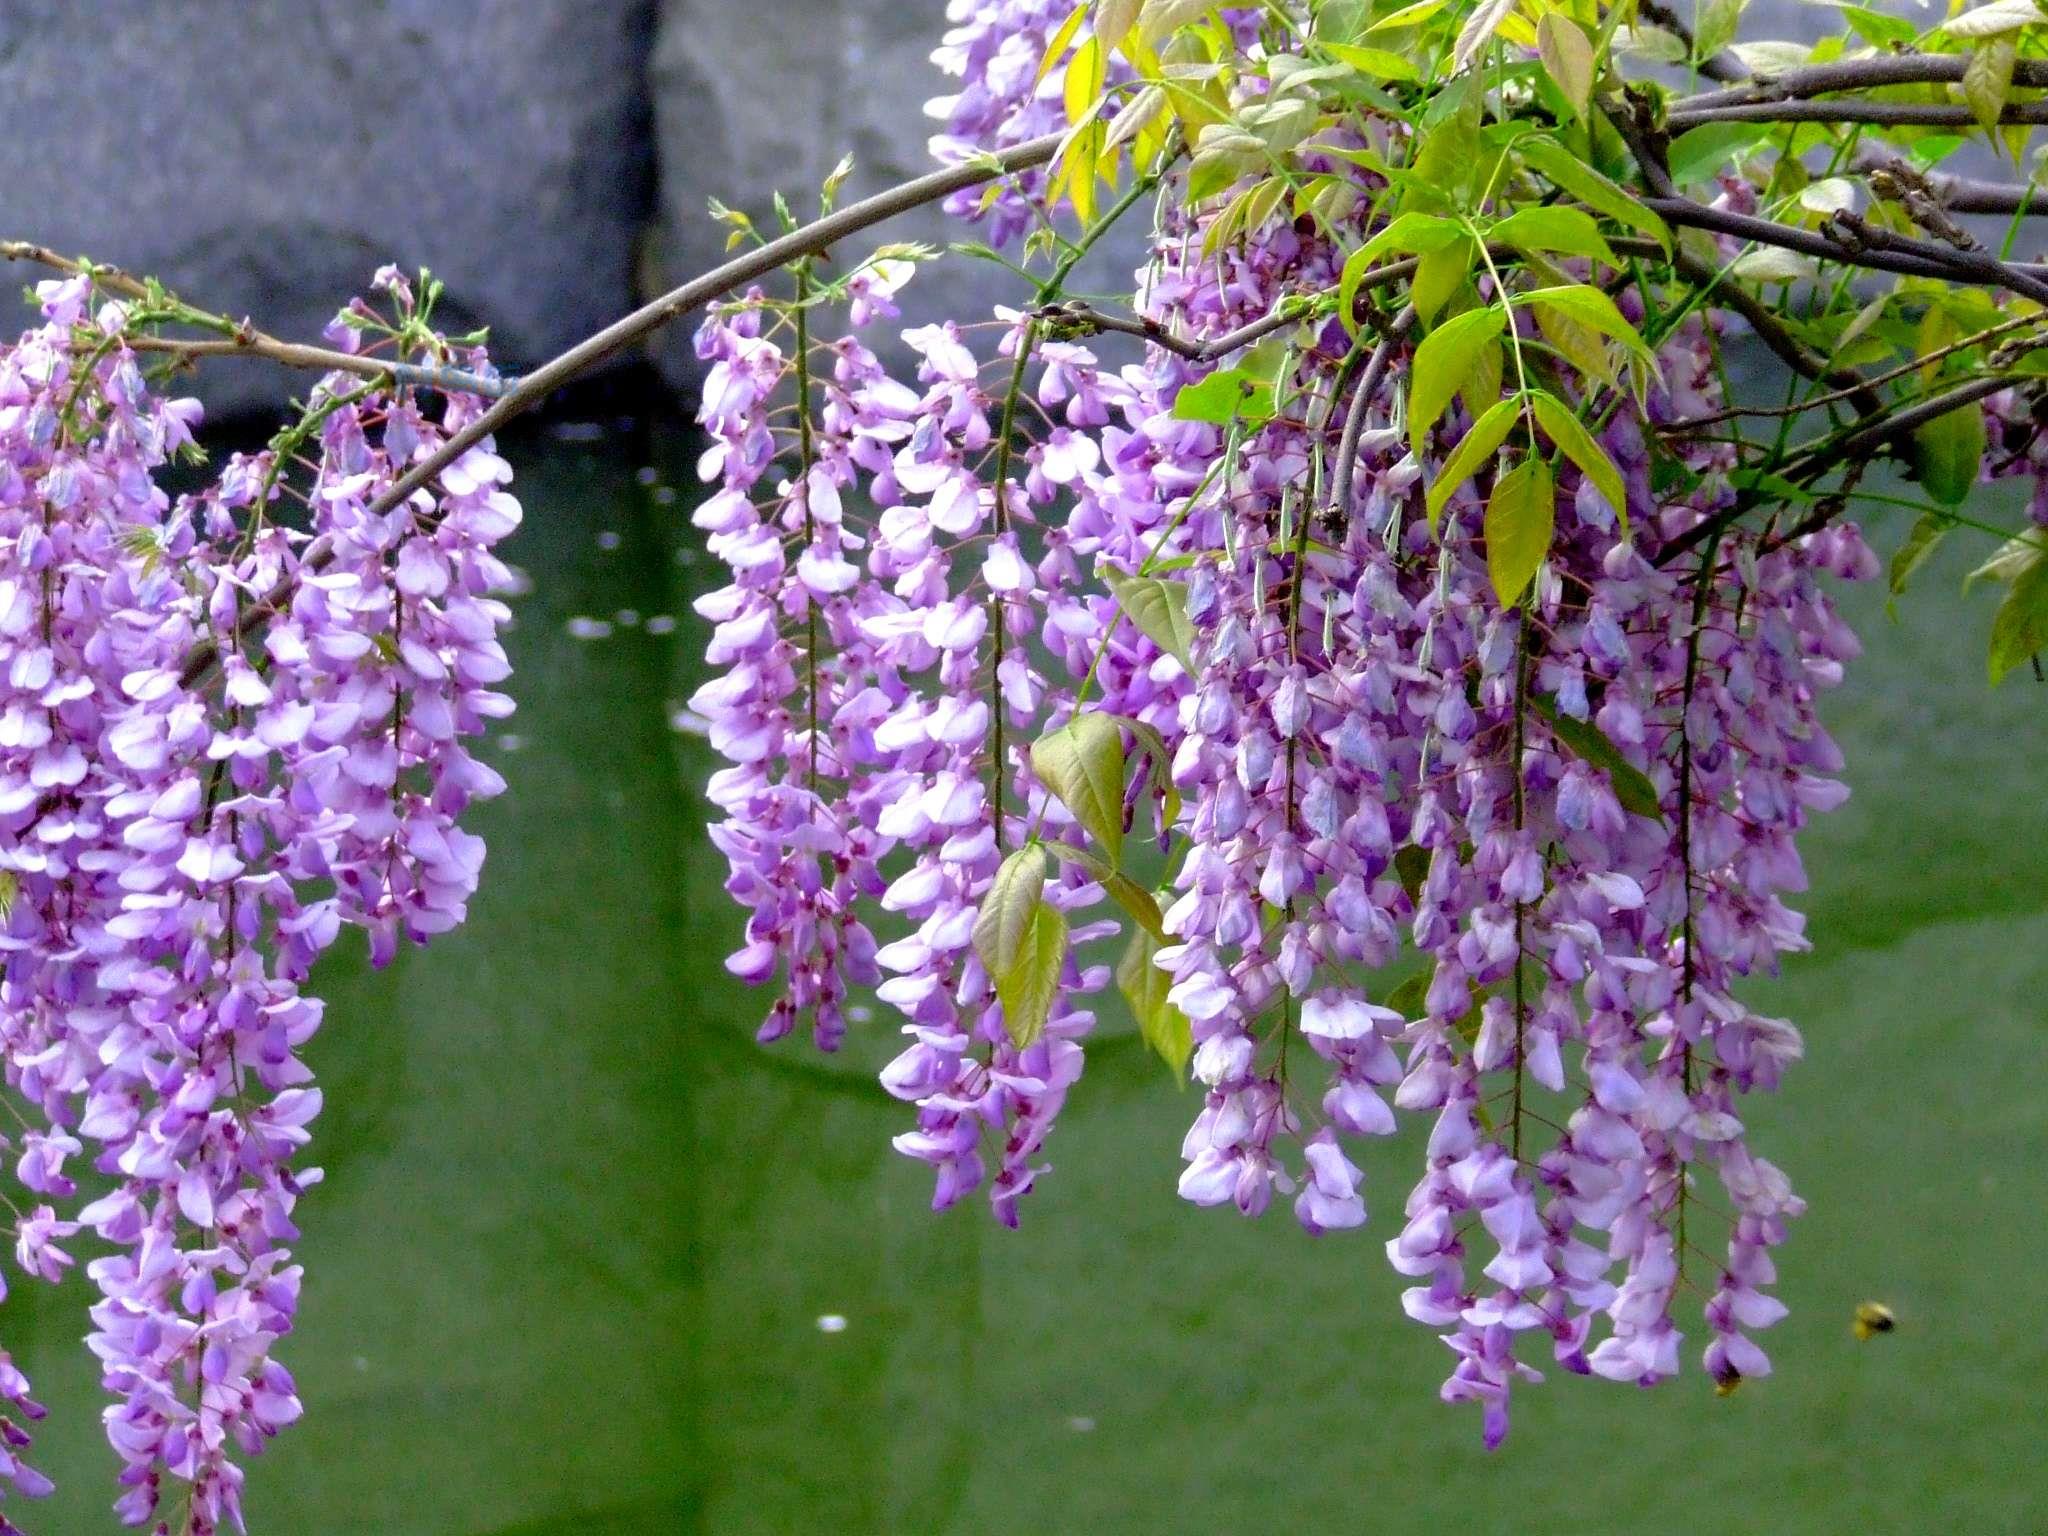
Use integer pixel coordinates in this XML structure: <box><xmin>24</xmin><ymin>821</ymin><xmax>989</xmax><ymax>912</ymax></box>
<box><xmin>7</xmin><ymin>414</ymin><xmax>2043</xmax><ymax>1535</ymax></box>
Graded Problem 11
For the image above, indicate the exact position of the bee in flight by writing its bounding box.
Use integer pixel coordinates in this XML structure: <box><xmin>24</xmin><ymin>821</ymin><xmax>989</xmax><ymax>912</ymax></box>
<box><xmin>1853</xmin><ymin>1301</ymin><xmax>1897</xmax><ymax>1340</ymax></box>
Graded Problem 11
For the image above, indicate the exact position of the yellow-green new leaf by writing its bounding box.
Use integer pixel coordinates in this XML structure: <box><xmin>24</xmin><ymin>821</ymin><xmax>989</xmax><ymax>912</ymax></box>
<box><xmin>1065</xmin><ymin>34</ymin><xmax>1107</xmax><ymax>125</ymax></box>
<box><xmin>998</xmin><ymin>900</ymin><xmax>1069</xmax><ymax>1048</ymax></box>
<box><xmin>1036</xmin><ymin>1</ymin><xmax>1089</xmax><ymax>82</ymax></box>
<box><xmin>1944</xmin><ymin>0</ymin><xmax>2045</xmax><ymax>39</ymax></box>
<box><xmin>1459</xmin><ymin>338</ymin><xmax>1505</xmax><ymax>422</ymax></box>
<box><xmin>1094</xmin><ymin>0</ymin><xmax>1143</xmax><ymax>51</ymax></box>
<box><xmin>1986</xmin><ymin>542</ymin><xmax>2048</xmax><ymax>683</ymax></box>
<box><xmin>1530</xmin><ymin>392</ymin><xmax>1629</xmax><ymax>529</ymax></box>
<box><xmin>1534</xmin><ymin>300</ymin><xmax>1618</xmax><ymax>390</ymax></box>
<box><xmin>1139</xmin><ymin>0</ymin><xmax>1211</xmax><ymax>44</ymax></box>
<box><xmin>1041</xmin><ymin>842</ymin><xmax>1168</xmax><ymax>937</ymax></box>
<box><xmin>1966</xmin><ymin>531</ymin><xmax>2048</xmax><ymax>589</ymax></box>
<box><xmin>1910</xmin><ymin>400</ymin><xmax>1987</xmax><ymax>506</ymax></box>
<box><xmin>1031</xmin><ymin>712</ymin><xmax>1128</xmax><ymax>868</ymax></box>
<box><xmin>1410</xmin><ymin>306</ymin><xmax>1506</xmax><ymax>456</ymax></box>
<box><xmin>1518</xmin><ymin>138</ymin><xmax>1671</xmax><ymax>251</ymax></box>
<box><xmin>1321</xmin><ymin>41</ymin><xmax>1421</xmax><ymax>80</ymax></box>
<box><xmin>1117</xmin><ymin>924</ymin><xmax>1192</xmax><ymax>1075</ymax></box>
<box><xmin>1453</xmin><ymin>0</ymin><xmax>1516</xmax><ymax>70</ymax></box>
<box><xmin>1493</xmin><ymin>206</ymin><xmax>1621</xmax><ymax>268</ymax></box>
<box><xmin>1965</xmin><ymin>38</ymin><xmax>2020</xmax><ymax>138</ymax></box>
<box><xmin>973</xmin><ymin>844</ymin><xmax>1048</xmax><ymax>979</ymax></box>
<box><xmin>1355</xmin><ymin>211</ymin><xmax>1464</xmax><ymax>265</ymax></box>
<box><xmin>1367</xmin><ymin>0</ymin><xmax>1449</xmax><ymax>33</ymax></box>
<box><xmin>1518</xmin><ymin>285</ymin><xmax>1655</xmax><ymax>369</ymax></box>
<box><xmin>1485</xmin><ymin>457</ymin><xmax>1556</xmax><ymax>608</ymax></box>
<box><xmin>1106</xmin><ymin>571</ymin><xmax>1199</xmax><ymax>673</ymax></box>
<box><xmin>1411</xmin><ymin>237</ymin><xmax>1474</xmax><ymax>325</ymax></box>
<box><xmin>1426</xmin><ymin>395</ymin><xmax>1520</xmax><ymax>532</ymax></box>
<box><xmin>1536</xmin><ymin>12</ymin><xmax>1596</xmax><ymax>117</ymax></box>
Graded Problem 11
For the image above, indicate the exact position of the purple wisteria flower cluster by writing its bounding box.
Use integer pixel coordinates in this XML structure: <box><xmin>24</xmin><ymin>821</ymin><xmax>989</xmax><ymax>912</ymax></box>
<box><xmin>684</xmin><ymin>0</ymin><xmax>1950</xmax><ymax>1452</ymax></box>
<box><xmin>0</xmin><ymin>269</ymin><xmax>515</xmax><ymax>1532</ymax></box>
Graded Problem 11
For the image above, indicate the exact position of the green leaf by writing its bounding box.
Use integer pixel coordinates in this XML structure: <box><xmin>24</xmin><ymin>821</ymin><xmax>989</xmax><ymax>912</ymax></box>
<box><xmin>1944</xmin><ymin>0</ymin><xmax>2046</xmax><ymax>39</ymax></box>
<box><xmin>1322</xmin><ymin>41</ymin><xmax>1421</xmax><ymax>80</ymax></box>
<box><xmin>1530</xmin><ymin>694</ymin><xmax>1665</xmax><ymax>822</ymax></box>
<box><xmin>1840</xmin><ymin>4</ymin><xmax>1920</xmax><ymax>47</ymax></box>
<box><xmin>1411</xmin><ymin>237</ymin><xmax>1474</xmax><ymax>325</ymax></box>
<box><xmin>1064</xmin><ymin>34</ymin><xmax>1107</xmax><ymax>126</ymax></box>
<box><xmin>1354</xmin><ymin>211</ymin><xmax>1465</xmax><ymax>265</ymax></box>
<box><xmin>997</xmin><ymin>899</ymin><xmax>1069</xmax><ymax>1048</ymax></box>
<box><xmin>973</xmin><ymin>844</ymin><xmax>1048</xmax><ymax>979</ymax></box>
<box><xmin>1493</xmin><ymin>206</ymin><xmax>1620</xmax><ymax>268</ymax></box>
<box><xmin>1888</xmin><ymin>512</ymin><xmax>1952</xmax><ymax>609</ymax></box>
<box><xmin>1031</xmin><ymin>712</ymin><xmax>1128</xmax><ymax>868</ymax></box>
<box><xmin>1530</xmin><ymin>391</ymin><xmax>1628</xmax><ymax>529</ymax></box>
<box><xmin>1171</xmin><ymin>365</ymin><xmax>1277</xmax><ymax>425</ymax></box>
<box><xmin>1426</xmin><ymin>395</ymin><xmax>1520</xmax><ymax>531</ymax></box>
<box><xmin>1517</xmin><ymin>137</ymin><xmax>1670</xmax><ymax>250</ymax></box>
<box><xmin>1485</xmin><ymin>456</ymin><xmax>1555</xmax><ymax>608</ymax></box>
<box><xmin>1667</xmin><ymin>122</ymin><xmax>1765</xmax><ymax>186</ymax></box>
<box><xmin>1452</xmin><ymin>0</ymin><xmax>1516</xmax><ymax>71</ymax></box>
<box><xmin>1966</xmin><ymin>531</ymin><xmax>2048</xmax><ymax>589</ymax></box>
<box><xmin>1533</xmin><ymin>299</ymin><xmax>1617</xmax><ymax>390</ymax></box>
<box><xmin>1518</xmin><ymin>284</ymin><xmax>1654</xmax><ymax>367</ymax></box>
<box><xmin>1117</xmin><ymin>924</ymin><xmax>1191</xmax><ymax>1075</ymax></box>
<box><xmin>1382</xmin><ymin>968</ymin><xmax>1429</xmax><ymax>1020</ymax></box>
<box><xmin>1909</xmin><ymin>401</ymin><xmax>1987</xmax><ymax>506</ymax></box>
<box><xmin>1409</xmin><ymin>84</ymin><xmax>1483</xmax><ymax>202</ymax></box>
<box><xmin>1409</xmin><ymin>306</ymin><xmax>1506</xmax><ymax>456</ymax></box>
<box><xmin>1964</xmin><ymin>37</ymin><xmax>2019</xmax><ymax>137</ymax></box>
<box><xmin>1037</xmin><ymin>2</ymin><xmax>1089</xmax><ymax>81</ymax></box>
<box><xmin>1535</xmin><ymin>12</ymin><xmax>1596</xmax><ymax>118</ymax></box>
<box><xmin>1094</xmin><ymin>0</ymin><xmax>1144</xmax><ymax>51</ymax></box>
<box><xmin>1041</xmin><ymin>841</ymin><xmax>1168</xmax><ymax>937</ymax></box>
<box><xmin>1693</xmin><ymin>0</ymin><xmax>1744</xmax><ymax>58</ymax></box>
<box><xmin>1988</xmin><ymin>545</ymin><xmax>2048</xmax><ymax>683</ymax></box>
<box><xmin>1460</xmin><ymin>337</ymin><xmax>1505</xmax><ymax>422</ymax></box>
<box><xmin>1106</xmin><ymin>570</ymin><xmax>1199</xmax><ymax>673</ymax></box>
<box><xmin>1393</xmin><ymin>844</ymin><xmax>1431</xmax><ymax>905</ymax></box>
<box><xmin>1107</xmin><ymin>712</ymin><xmax>1181</xmax><ymax>831</ymax></box>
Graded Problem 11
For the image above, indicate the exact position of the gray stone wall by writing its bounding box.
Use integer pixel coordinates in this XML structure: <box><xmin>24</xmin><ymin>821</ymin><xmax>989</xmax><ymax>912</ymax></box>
<box><xmin>1</xmin><ymin>0</ymin><xmax>2013</xmax><ymax>418</ymax></box>
<box><xmin>0</xmin><ymin>0</ymin><xmax>657</xmax><ymax>417</ymax></box>
<box><xmin>0</xmin><ymin>0</ymin><xmax>1128</xmax><ymax>417</ymax></box>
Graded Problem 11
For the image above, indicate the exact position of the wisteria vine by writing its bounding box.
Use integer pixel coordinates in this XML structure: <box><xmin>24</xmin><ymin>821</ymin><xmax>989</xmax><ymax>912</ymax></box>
<box><xmin>692</xmin><ymin>0</ymin><xmax>2048</xmax><ymax>1456</ymax></box>
<box><xmin>4</xmin><ymin>0</ymin><xmax>2048</xmax><ymax>1525</ymax></box>
<box><xmin>0</xmin><ymin>264</ymin><xmax>516</xmax><ymax>1532</ymax></box>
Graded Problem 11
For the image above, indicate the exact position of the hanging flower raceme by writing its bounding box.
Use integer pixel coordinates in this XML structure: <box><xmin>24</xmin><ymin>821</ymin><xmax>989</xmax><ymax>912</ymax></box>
<box><xmin>0</xmin><ymin>267</ymin><xmax>515</xmax><ymax>1532</ymax></box>
<box><xmin>673</xmin><ymin>0</ymin><xmax>1987</xmax><ymax>1457</ymax></box>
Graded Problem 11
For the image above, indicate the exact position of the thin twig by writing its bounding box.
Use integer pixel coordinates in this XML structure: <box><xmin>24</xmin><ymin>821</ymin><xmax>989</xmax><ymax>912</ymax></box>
<box><xmin>1329</xmin><ymin>306</ymin><xmax>1415</xmax><ymax>523</ymax></box>
<box><xmin>1668</xmin><ymin>100</ymin><xmax>2048</xmax><ymax>130</ymax></box>
<box><xmin>1671</xmin><ymin>54</ymin><xmax>2048</xmax><ymax>112</ymax></box>
<box><xmin>1635</xmin><ymin>0</ymin><xmax>1746</xmax><ymax>84</ymax></box>
<box><xmin>1644</xmin><ymin>193</ymin><xmax>2048</xmax><ymax>288</ymax></box>
<box><xmin>3</xmin><ymin>240</ymin><xmax>511</xmax><ymax>396</ymax></box>
<box><xmin>174</xmin><ymin>130</ymin><xmax>1066</xmax><ymax>688</ymax></box>
<box><xmin>1667</xmin><ymin>312</ymin><xmax>2048</xmax><ymax>428</ymax></box>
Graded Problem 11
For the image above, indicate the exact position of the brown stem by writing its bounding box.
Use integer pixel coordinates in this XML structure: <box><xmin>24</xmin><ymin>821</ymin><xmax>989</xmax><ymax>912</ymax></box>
<box><xmin>1329</xmin><ymin>306</ymin><xmax>1415</xmax><ymax>524</ymax></box>
<box><xmin>3</xmin><ymin>240</ymin><xmax>511</xmax><ymax>396</ymax></box>
<box><xmin>174</xmin><ymin>130</ymin><xmax>1066</xmax><ymax>688</ymax></box>
<box><xmin>1671</xmin><ymin>54</ymin><xmax>2048</xmax><ymax>111</ymax></box>
<box><xmin>1668</xmin><ymin>100</ymin><xmax>2048</xmax><ymax>129</ymax></box>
